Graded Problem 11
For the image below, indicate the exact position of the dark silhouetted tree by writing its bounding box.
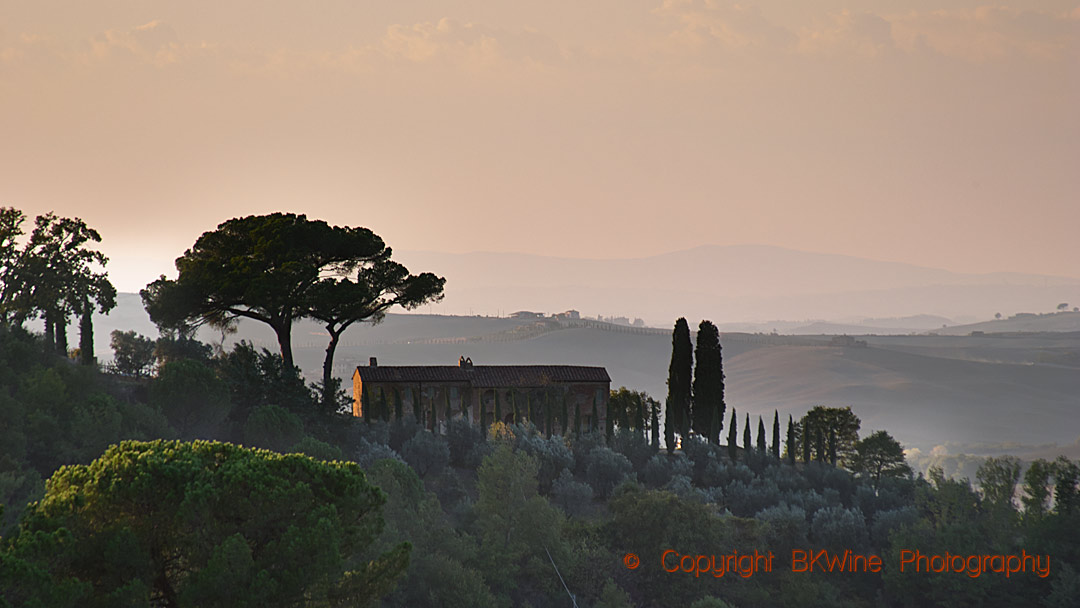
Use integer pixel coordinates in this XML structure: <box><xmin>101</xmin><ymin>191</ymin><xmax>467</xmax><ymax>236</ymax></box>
<box><xmin>786</xmin><ymin>415</ymin><xmax>795</xmax><ymax>465</ymax></box>
<box><xmin>1022</xmin><ymin>458</ymin><xmax>1053</xmax><ymax>519</ymax></box>
<box><xmin>771</xmin><ymin>410</ymin><xmax>780</xmax><ymax>459</ymax></box>
<box><xmin>743</xmin><ymin>413</ymin><xmax>751</xmax><ymax>453</ymax></box>
<box><xmin>665</xmin><ymin>318</ymin><xmax>693</xmax><ymax>449</ymax></box>
<box><xmin>110</xmin><ymin>330</ymin><xmax>156</xmax><ymax>377</ymax></box>
<box><xmin>799</xmin><ymin>406</ymin><xmax>861</xmax><ymax>466</ymax></box>
<box><xmin>727</xmin><ymin>408</ymin><xmax>738</xmax><ymax>462</ymax></box>
<box><xmin>851</xmin><ymin>430</ymin><xmax>911</xmax><ymax>489</ymax></box>
<box><xmin>7</xmin><ymin>212</ymin><xmax>115</xmax><ymax>356</ymax></box>
<box><xmin>756</xmin><ymin>416</ymin><xmax>766</xmax><ymax>453</ymax></box>
<box><xmin>692</xmin><ymin>320</ymin><xmax>724</xmax><ymax>444</ymax></box>
<box><xmin>305</xmin><ymin>254</ymin><xmax>443</xmax><ymax>407</ymax></box>
<box><xmin>142</xmin><ymin>213</ymin><xmax>442</xmax><ymax>391</ymax></box>
<box><xmin>1054</xmin><ymin>456</ymin><xmax>1079</xmax><ymax>515</ymax></box>
<box><xmin>78</xmin><ymin>302</ymin><xmax>94</xmax><ymax>365</ymax></box>
<box><xmin>976</xmin><ymin>455</ymin><xmax>1021</xmax><ymax>511</ymax></box>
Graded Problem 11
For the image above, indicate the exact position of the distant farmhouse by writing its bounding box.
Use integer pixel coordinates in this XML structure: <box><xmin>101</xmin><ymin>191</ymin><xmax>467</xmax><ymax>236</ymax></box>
<box><xmin>352</xmin><ymin>356</ymin><xmax>610</xmax><ymax>434</ymax></box>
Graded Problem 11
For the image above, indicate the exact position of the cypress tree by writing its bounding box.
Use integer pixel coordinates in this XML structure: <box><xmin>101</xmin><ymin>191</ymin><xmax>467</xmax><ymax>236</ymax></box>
<box><xmin>411</xmin><ymin>387</ymin><xmax>421</xmax><ymax>420</ymax></box>
<box><xmin>392</xmin><ymin>388</ymin><xmax>403</xmax><ymax>421</ymax></box>
<box><xmin>494</xmin><ymin>391</ymin><xmax>502</xmax><ymax>427</ymax></box>
<box><xmin>772</xmin><ymin>411</ymin><xmax>781</xmax><ymax>459</ymax></box>
<box><xmin>510</xmin><ymin>390</ymin><xmax>519</xmax><ymax>424</ymax></box>
<box><xmin>526</xmin><ymin>391</ymin><xmax>534</xmax><ymax>424</ymax></box>
<box><xmin>692</xmin><ymin>320</ymin><xmax>725</xmax><ymax>444</ymax></box>
<box><xmin>650</xmin><ymin>398</ymin><xmax>660</xmax><ymax>451</ymax></box>
<box><xmin>666</xmin><ymin>318</ymin><xmax>693</xmax><ymax>446</ymax></box>
<box><xmin>787</xmin><ymin>415</ymin><xmax>796</xmax><ymax>465</ymax></box>
<box><xmin>480</xmin><ymin>393</ymin><xmax>488</xmax><ymax>435</ymax></box>
<box><xmin>430</xmin><ymin>389</ymin><xmax>438</xmax><ymax>431</ymax></box>
<box><xmin>362</xmin><ymin>386</ymin><xmax>372</xmax><ymax>423</ymax></box>
<box><xmin>605</xmin><ymin>395</ymin><xmax>615</xmax><ymax>442</ymax></box>
<box><xmin>444</xmin><ymin>389</ymin><xmax>453</xmax><ymax>423</ymax></box>
<box><xmin>727</xmin><ymin>408</ymin><xmax>738</xmax><ymax>462</ymax></box>
<box><xmin>591</xmin><ymin>391</ymin><xmax>600</xmax><ymax>433</ymax></box>
<box><xmin>544</xmin><ymin>390</ymin><xmax>553</xmax><ymax>436</ymax></box>
<box><xmin>561</xmin><ymin>393</ymin><xmax>569</xmax><ymax>435</ymax></box>
<box><xmin>743</xmin><ymin>413</ymin><xmax>751</xmax><ymax>452</ymax></box>
<box><xmin>756</xmin><ymin>416</ymin><xmax>767</xmax><ymax>453</ymax></box>
<box><xmin>79</xmin><ymin>301</ymin><xmax>95</xmax><ymax>365</ymax></box>
<box><xmin>573</xmin><ymin>402</ymin><xmax>581</xmax><ymax>437</ymax></box>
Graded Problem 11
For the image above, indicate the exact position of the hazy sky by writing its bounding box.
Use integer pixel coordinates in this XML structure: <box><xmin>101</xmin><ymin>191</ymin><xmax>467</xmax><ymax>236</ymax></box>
<box><xmin>2</xmin><ymin>1</ymin><xmax>1077</xmax><ymax>292</ymax></box>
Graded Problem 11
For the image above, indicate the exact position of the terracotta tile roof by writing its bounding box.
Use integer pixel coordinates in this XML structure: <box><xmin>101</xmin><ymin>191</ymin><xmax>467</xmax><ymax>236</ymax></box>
<box><xmin>355</xmin><ymin>365</ymin><xmax>610</xmax><ymax>388</ymax></box>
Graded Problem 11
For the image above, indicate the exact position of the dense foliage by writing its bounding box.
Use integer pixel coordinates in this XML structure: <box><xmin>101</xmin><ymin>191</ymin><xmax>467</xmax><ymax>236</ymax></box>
<box><xmin>1</xmin><ymin>440</ymin><xmax>406</xmax><ymax>608</ymax></box>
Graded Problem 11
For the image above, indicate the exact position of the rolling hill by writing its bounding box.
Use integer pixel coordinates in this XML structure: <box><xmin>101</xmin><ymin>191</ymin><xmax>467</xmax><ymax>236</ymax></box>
<box><xmin>66</xmin><ymin>293</ymin><xmax>1080</xmax><ymax>464</ymax></box>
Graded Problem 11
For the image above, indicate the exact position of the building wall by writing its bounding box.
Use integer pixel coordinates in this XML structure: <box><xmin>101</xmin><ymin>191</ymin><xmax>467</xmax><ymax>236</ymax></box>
<box><xmin>353</xmin><ymin>378</ymin><xmax>608</xmax><ymax>435</ymax></box>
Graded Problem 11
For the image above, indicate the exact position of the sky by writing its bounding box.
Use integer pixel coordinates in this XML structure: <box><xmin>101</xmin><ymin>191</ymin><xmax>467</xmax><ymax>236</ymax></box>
<box><xmin>1</xmin><ymin>1</ymin><xmax>1078</xmax><ymax>293</ymax></box>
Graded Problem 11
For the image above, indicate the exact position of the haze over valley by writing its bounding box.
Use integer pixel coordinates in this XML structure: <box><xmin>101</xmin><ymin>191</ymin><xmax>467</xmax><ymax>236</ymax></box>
<box><xmin>83</xmin><ymin>244</ymin><xmax>1080</xmax><ymax>479</ymax></box>
<box><xmin>393</xmin><ymin>246</ymin><xmax>1080</xmax><ymax>326</ymax></box>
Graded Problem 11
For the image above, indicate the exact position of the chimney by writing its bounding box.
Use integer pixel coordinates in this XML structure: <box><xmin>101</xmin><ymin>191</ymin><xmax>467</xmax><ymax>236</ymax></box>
<box><xmin>369</xmin><ymin>357</ymin><xmax>378</xmax><ymax>367</ymax></box>
<box><xmin>459</xmin><ymin>356</ymin><xmax>473</xmax><ymax>370</ymax></box>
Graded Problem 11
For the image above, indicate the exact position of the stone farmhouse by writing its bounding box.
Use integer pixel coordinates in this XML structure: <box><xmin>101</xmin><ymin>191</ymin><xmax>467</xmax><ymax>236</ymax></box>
<box><xmin>352</xmin><ymin>356</ymin><xmax>610</xmax><ymax>434</ymax></box>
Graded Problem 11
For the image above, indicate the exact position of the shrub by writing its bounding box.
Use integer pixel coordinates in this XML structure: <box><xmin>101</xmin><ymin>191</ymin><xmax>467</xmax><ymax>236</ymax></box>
<box><xmin>244</xmin><ymin>404</ymin><xmax>304</xmax><ymax>452</ymax></box>
<box><xmin>446</xmin><ymin>417</ymin><xmax>483</xmax><ymax>467</ymax></box>
<box><xmin>724</xmin><ymin>478</ymin><xmax>781</xmax><ymax>517</ymax></box>
<box><xmin>570</xmin><ymin>431</ymin><xmax>605</xmax><ymax>474</ymax></box>
<box><xmin>611</xmin><ymin>429</ymin><xmax>653</xmax><ymax>472</ymax></box>
<box><xmin>389</xmin><ymin>415</ymin><xmax>422</xmax><ymax>452</ymax></box>
<box><xmin>871</xmin><ymin>507</ymin><xmax>919</xmax><ymax>546</ymax></box>
<box><xmin>151</xmin><ymin>359</ymin><xmax>232</xmax><ymax>439</ymax></box>
<box><xmin>401</xmin><ymin>431</ymin><xmax>450</xmax><ymax>478</ymax></box>
<box><xmin>551</xmin><ymin>468</ymin><xmax>594</xmax><ymax>517</ymax></box>
<box><xmin>290</xmin><ymin>436</ymin><xmax>343</xmax><ymax>461</ymax></box>
<box><xmin>811</xmin><ymin>506</ymin><xmax>868</xmax><ymax>550</ymax></box>
<box><xmin>354</xmin><ymin>438</ymin><xmax>403</xmax><ymax>468</ymax></box>
<box><xmin>585</xmin><ymin>447</ymin><xmax>633</xmax><ymax>498</ymax></box>
<box><xmin>515</xmin><ymin>429</ymin><xmax>574</xmax><ymax>493</ymax></box>
<box><xmin>756</xmin><ymin>503</ymin><xmax>808</xmax><ymax>553</ymax></box>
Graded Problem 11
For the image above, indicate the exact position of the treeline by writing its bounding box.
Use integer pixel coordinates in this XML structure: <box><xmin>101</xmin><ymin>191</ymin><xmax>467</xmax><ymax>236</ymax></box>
<box><xmin>0</xmin><ymin>208</ymin><xmax>115</xmax><ymax>362</ymax></box>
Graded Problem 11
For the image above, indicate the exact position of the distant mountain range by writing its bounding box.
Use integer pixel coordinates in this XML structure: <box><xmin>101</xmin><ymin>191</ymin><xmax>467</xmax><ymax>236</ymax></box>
<box><xmin>393</xmin><ymin>245</ymin><xmax>1080</xmax><ymax>327</ymax></box>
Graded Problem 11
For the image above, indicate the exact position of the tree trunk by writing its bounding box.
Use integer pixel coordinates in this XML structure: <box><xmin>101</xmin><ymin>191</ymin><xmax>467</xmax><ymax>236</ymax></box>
<box><xmin>44</xmin><ymin>314</ymin><xmax>55</xmax><ymax>354</ymax></box>
<box><xmin>322</xmin><ymin>329</ymin><xmax>341</xmax><ymax>408</ymax></box>
<box><xmin>55</xmin><ymin>312</ymin><xmax>68</xmax><ymax>356</ymax></box>
<box><xmin>274</xmin><ymin>321</ymin><xmax>294</xmax><ymax>370</ymax></box>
